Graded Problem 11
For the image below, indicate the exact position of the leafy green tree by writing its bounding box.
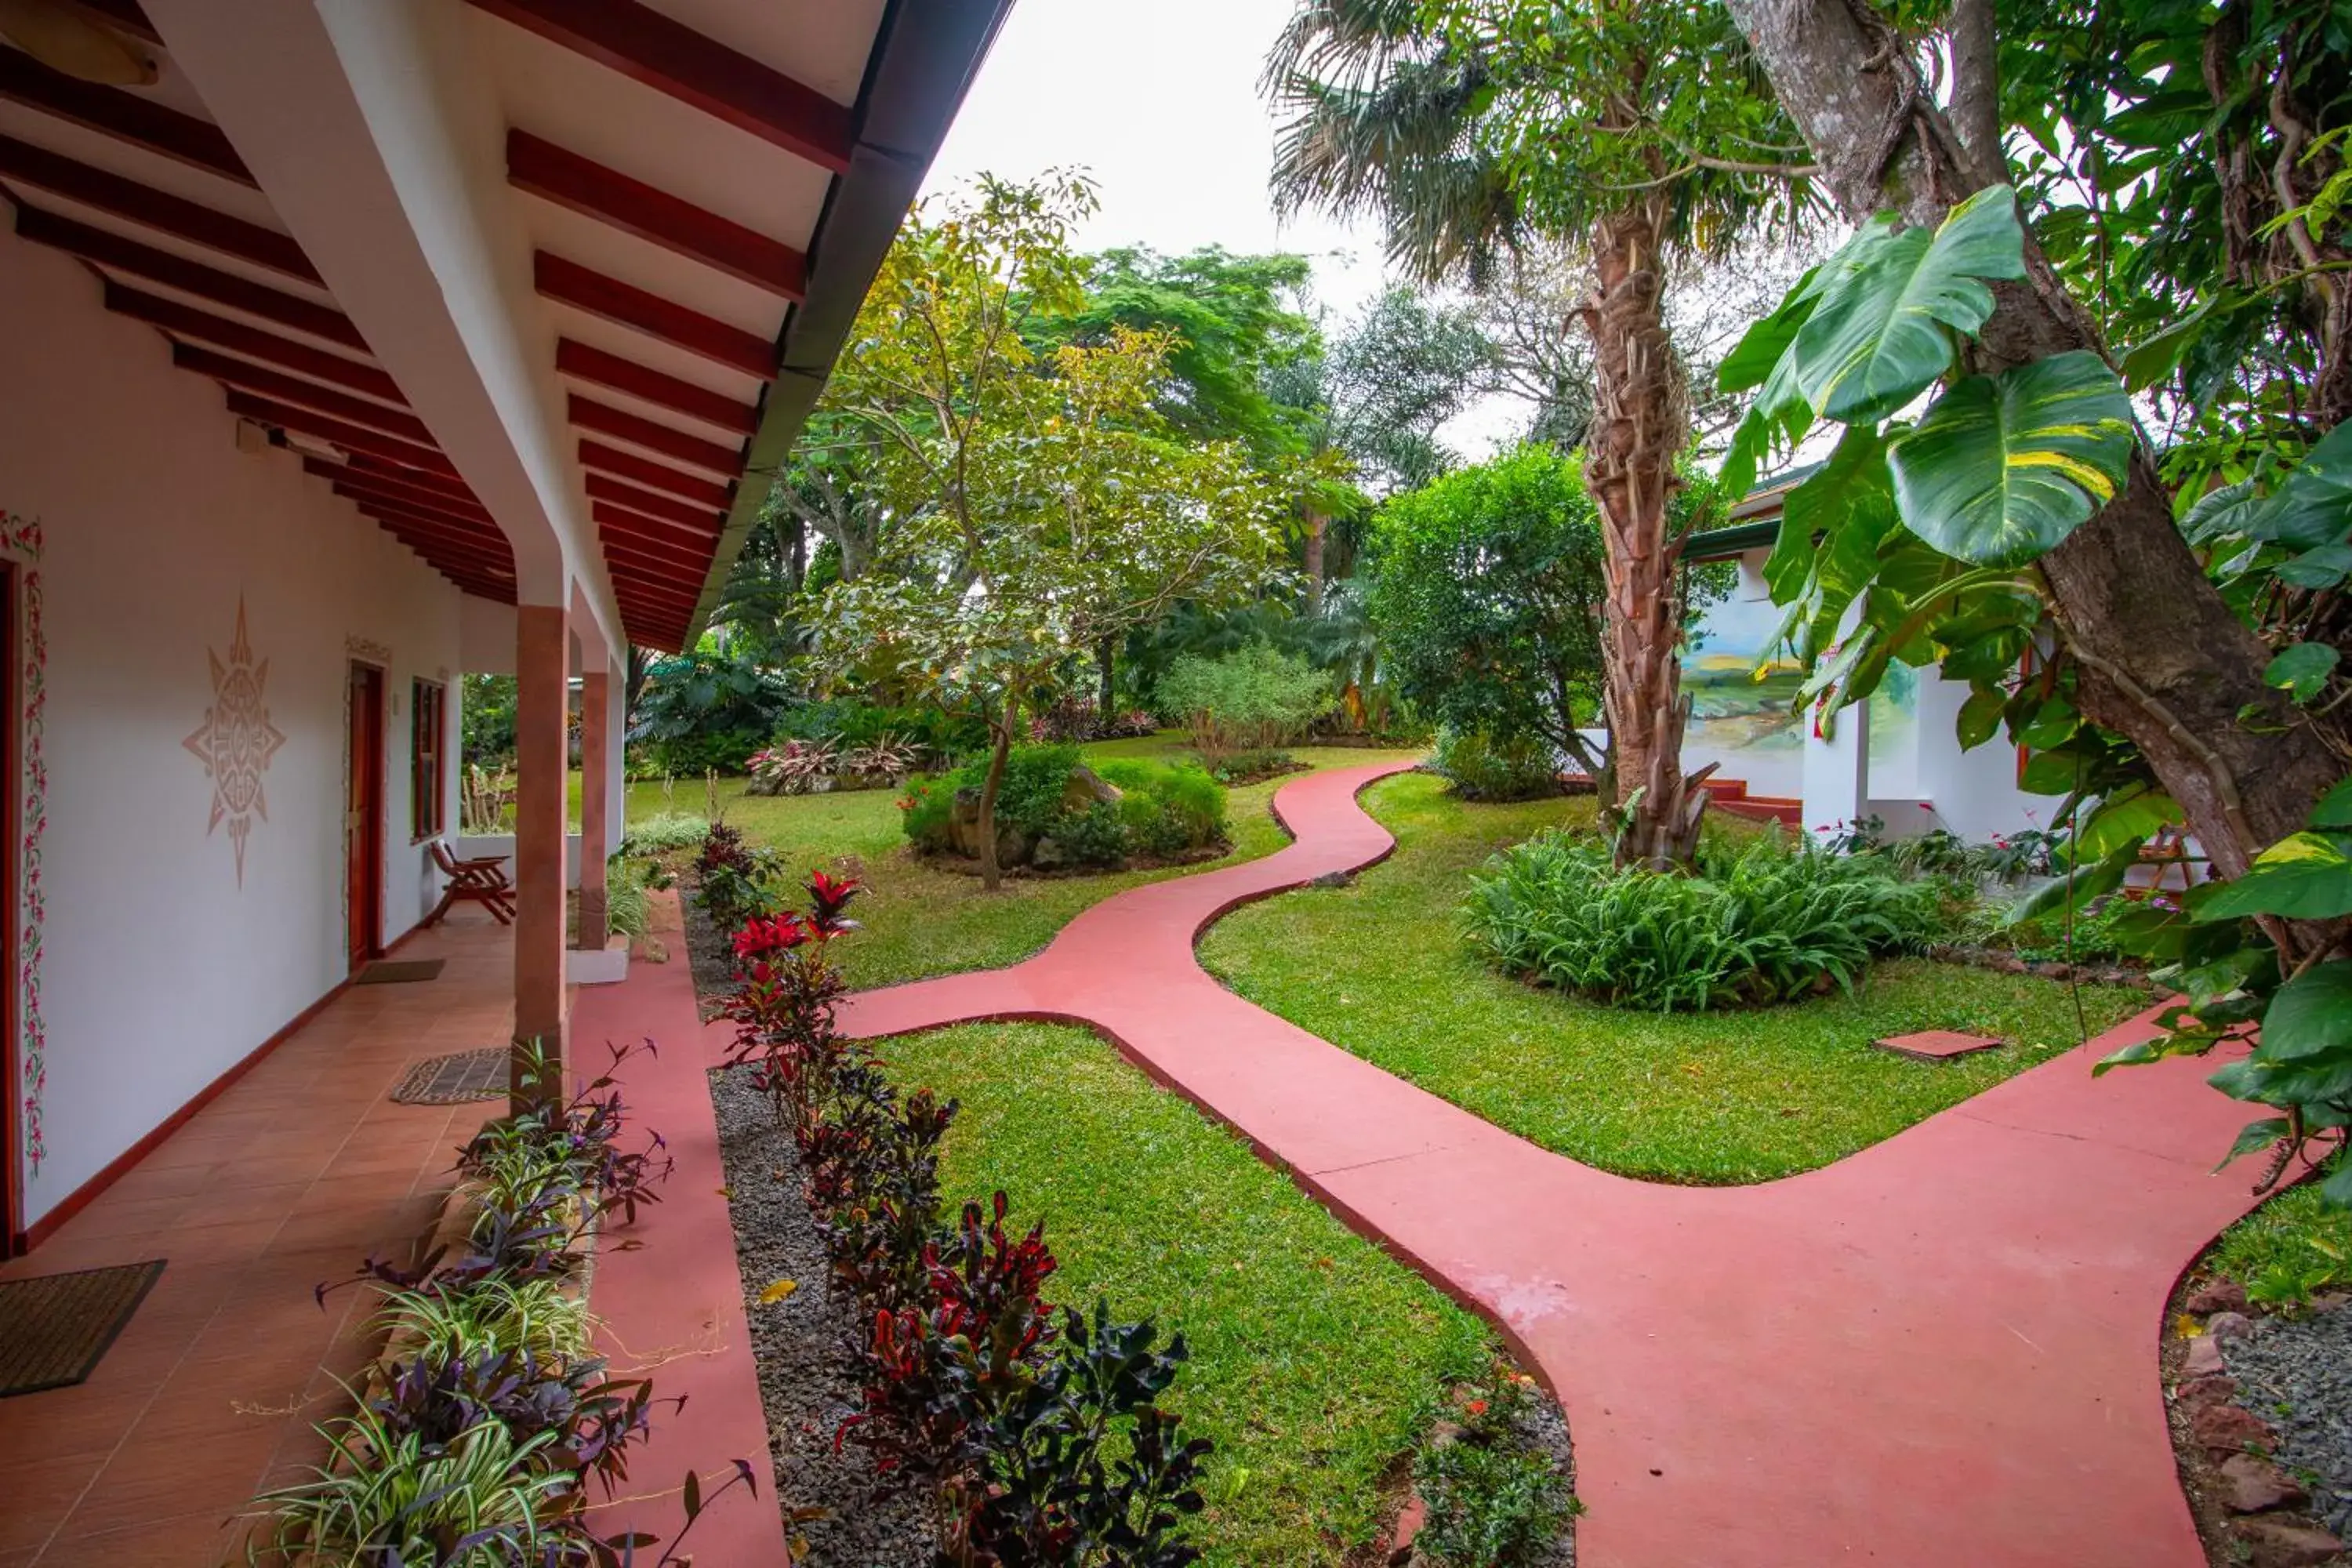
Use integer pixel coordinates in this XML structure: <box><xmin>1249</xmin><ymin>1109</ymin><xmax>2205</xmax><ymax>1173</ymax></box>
<box><xmin>1047</xmin><ymin>246</ymin><xmax>1320</xmax><ymax>463</ymax></box>
<box><xmin>1265</xmin><ymin>288</ymin><xmax>1494</xmax><ymax>608</ymax></box>
<box><xmin>805</xmin><ymin>176</ymin><xmax>1290</xmax><ymax>888</ymax></box>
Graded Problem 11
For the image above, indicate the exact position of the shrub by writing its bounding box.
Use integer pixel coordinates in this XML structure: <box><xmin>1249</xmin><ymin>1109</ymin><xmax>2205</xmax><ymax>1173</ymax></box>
<box><xmin>604</xmin><ymin>856</ymin><xmax>651</xmax><ymax>940</ymax></box>
<box><xmin>644</xmin><ymin>725</ymin><xmax>768</xmax><ymax>778</ymax></box>
<box><xmin>619</xmin><ymin>812</ymin><xmax>710</xmax><ymax>855</ymax></box>
<box><xmin>1464</xmin><ymin>832</ymin><xmax>1945</xmax><ymax>1011</ymax></box>
<box><xmin>1411</xmin><ymin>1375</ymin><xmax>1577</xmax><ymax>1568</ymax></box>
<box><xmin>1432</xmin><ymin>727</ymin><xmax>1563</xmax><ymax>802</ymax></box>
<box><xmin>693</xmin><ymin>822</ymin><xmax>786</xmax><ymax>928</ymax></box>
<box><xmin>899</xmin><ymin>750</ymin><xmax>1228</xmax><ymax>869</ymax></box>
<box><xmin>1153</xmin><ymin>644</ymin><xmax>1335</xmax><ymax>768</ymax></box>
<box><xmin>775</xmin><ymin>699</ymin><xmax>988</xmax><ymax>769</ymax></box>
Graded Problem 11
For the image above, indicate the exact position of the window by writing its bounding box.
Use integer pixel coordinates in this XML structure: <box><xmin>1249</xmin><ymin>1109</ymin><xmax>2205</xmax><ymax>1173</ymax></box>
<box><xmin>412</xmin><ymin>680</ymin><xmax>447</xmax><ymax>839</ymax></box>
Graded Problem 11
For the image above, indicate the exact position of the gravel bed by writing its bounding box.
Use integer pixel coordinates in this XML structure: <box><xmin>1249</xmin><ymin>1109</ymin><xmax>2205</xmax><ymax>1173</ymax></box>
<box><xmin>2223</xmin><ymin>1301</ymin><xmax>2352</xmax><ymax>1537</ymax></box>
<box><xmin>1516</xmin><ymin>1389</ymin><xmax>1578</xmax><ymax>1567</ymax></box>
<box><xmin>710</xmin><ymin>1065</ymin><xmax>934</xmax><ymax>1565</ymax></box>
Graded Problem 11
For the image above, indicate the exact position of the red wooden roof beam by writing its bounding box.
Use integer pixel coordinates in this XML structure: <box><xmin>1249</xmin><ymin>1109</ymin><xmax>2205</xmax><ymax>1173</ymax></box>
<box><xmin>555</xmin><ymin>337</ymin><xmax>758</xmax><ymax>437</ymax></box>
<box><xmin>224</xmin><ymin>391</ymin><xmax>457</xmax><ymax>478</ymax></box>
<box><xmin>0</xmin><ymin>134</ymin><xmax>318</xmax><ymax>281</ymax></box>
<box><xmin>466</xmin><ymin>0</ymin><xmax>852</xmax><ymax>172</ymax></box>
<box><xmin>174</xmin><ymin>345</ymin><xmax>430</xmax><ymax>442</ymax></box>
<box><xmin>102</xmin><ymin>281</ymin><xmax>399</xmax><ymax>400</ymax></box>
<box><xmin>586</xmin><ymin>474</ymin><xmax>720</xmax><ymax>535</ymax></box>
<box><xmin>534</xmin><ymin>252</ymin><xmax>773</xmax><ymax>379</ymax></box>
<box><xmin>510</xmin><ymin>132</ymin><xmax>804</xmax><ymax>299</ymax></box>
<box><xmin>568</xmin><ymin>394</ymin><xmax>742</xmax><ymax>477</ymax></box>
<box><xmin>0</xmin><ymin>51</ymin><xmax>252</xmax><ymax>185</ymax></box>
<box><xmin>576</xmin><ymin>439</ymin><xmax>731</xmax><ymax>508</ymax></box>
<box><xmin>23</xmin><ymin>207</ymin><xmax>371</xmax><ymax>352</ymax></box>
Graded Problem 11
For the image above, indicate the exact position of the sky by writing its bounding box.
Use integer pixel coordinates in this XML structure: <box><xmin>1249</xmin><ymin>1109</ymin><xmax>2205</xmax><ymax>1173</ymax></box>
<box><xmin>920</xmin><ymin>0</ymin><xmax>1527</xmax><ymax>456</ymax></box>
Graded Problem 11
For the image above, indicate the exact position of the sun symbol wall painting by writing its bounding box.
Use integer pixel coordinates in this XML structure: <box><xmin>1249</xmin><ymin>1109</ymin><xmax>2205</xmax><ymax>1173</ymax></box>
<box><xmin>183</xmin><ymin>597</ymin><xmax>287</xmax><ymax>885</ymax></box>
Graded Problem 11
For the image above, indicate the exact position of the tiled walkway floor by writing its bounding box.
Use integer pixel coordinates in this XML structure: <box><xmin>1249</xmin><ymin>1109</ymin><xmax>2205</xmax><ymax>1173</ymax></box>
<box><xmin>0</xmin><ymin>915</ymin><xmax>514</xmax><ymax>1567</ymax></box>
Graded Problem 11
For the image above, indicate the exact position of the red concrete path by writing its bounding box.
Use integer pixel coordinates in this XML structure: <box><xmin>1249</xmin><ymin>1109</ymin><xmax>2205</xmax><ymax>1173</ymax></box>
<box><xmin>578</xmin><ymin>889</ymin><xmax>789</xmax><ymax>1566</ymax></box>
<box><xmin>822</xmin><ymin>760</ymin><xmax>2268</xmax><ymax>1568</ymax></box>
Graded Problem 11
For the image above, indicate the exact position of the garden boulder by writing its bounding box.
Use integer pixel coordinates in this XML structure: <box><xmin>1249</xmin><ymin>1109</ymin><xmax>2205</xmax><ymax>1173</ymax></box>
<box><xmin>946</xmin><ymin>765</ymin><xmax>1122</xmax><ymax>869</ymax></box>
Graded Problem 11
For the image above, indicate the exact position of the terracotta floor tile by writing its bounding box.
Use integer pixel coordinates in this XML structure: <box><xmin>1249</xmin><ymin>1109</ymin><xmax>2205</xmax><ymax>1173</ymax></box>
<box><xmin>32</xmin><ymin>1508</ymin><xmax>251</xmax><ymax>1568</ymax></box>
<box><xmin>63</xmin><ymin>1425</ymin><xmax>278</xmax><ymax>1534</ymax></box>
<box><xmin>0</xmin><ymin>1450</ymin><xmax>101</xmax><ymax>1553</ymax></box>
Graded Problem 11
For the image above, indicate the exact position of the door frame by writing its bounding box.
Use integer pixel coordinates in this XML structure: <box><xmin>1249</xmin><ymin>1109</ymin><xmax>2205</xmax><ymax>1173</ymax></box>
<box><xmin>2</xmin><ymin>563</ymin><xmax>22</xmax><ymax>1256</ymax></box>
<box><xmin>347</xmin><ymin>661</ymin><xmax>385</xmax><ymax>971</ymax></box>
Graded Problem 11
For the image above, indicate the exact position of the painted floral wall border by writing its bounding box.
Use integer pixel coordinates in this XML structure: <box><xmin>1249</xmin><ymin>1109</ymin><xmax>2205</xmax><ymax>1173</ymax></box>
<box><xmin>0</xmin><ymin>512</ymin><xmax>42</xmax><ymax>1175</ymax></box>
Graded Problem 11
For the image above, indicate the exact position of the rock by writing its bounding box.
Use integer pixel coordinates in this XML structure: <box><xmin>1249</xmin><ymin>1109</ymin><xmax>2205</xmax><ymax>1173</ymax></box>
<box><xmin>2188</xmin><ymin>1278</ymin><xmax>2251</xmax><ymax>1315</ymax></box>
<box><xmin>1031</xmin><ymin>837</ymin><xmax>1068</xmax><ymax>872</ymax></box>
<box><xmin>2178</xmin><ymin>1374</ymin><xmax>2243</xmax><ymax>1414</ymax></box>
<box><xmin>2230</xmin><ymin>1517</ymin><xmax>2343</xmax><ymax>1568</ymax></box>
<box><xmin>2192</xmin><ymin>1400</ymin><xmax>2274</xmax><ymax>1456</ymax></box>
<box><xmin>2209</xmin><ymin>1310</ymin><xmax>2256</xmax><ymax>1341</ymax></box>
<box><xmin>2186</xmin><ymin>1334</ymin><xmax>2229</xmax><ymax>1377</ymax></box>
<box><xmin>2220</xmin><ymin>1454</ymin><xmax>2310</xmax><ymax>1514</ymax></box>
<box><xmin>1387</xmin><ymin>1492</ymin><xmax>1428</xmax><ymax>1565</ymax></box>
<box><xmin>1060</xmin><ymin>764</ymin><xmax>1122</xmax><ymax>814</ymax></box>
<box><xmin>1310</xmin><ymin>870</ymin><xmax>1355</xmax><ymax>890</ymax></box>
<box><xmin>946</xmin><ymin>787</ymin><xmax>1032</xmax><ymax>866</ymax></box>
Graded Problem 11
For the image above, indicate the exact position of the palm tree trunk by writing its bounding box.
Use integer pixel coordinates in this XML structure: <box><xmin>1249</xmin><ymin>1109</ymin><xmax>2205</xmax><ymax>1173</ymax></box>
<box><xmin>1585</xmin><ymin>201</ymin><xmax>1708</xmax><ymax>869</ymax></box>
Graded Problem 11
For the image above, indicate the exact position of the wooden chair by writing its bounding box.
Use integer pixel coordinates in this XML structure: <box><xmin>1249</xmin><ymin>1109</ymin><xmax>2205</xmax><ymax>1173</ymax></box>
<box><xmin>425</xmin><ymin>840</ymin><xmax>517</xmax><ymax>926</ymax></box>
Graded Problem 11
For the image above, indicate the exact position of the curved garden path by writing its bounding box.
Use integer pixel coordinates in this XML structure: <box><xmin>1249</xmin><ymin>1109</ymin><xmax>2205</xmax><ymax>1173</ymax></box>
<box><xmin>827</xmin><ymin>760</ymin><xmax>2268</xmax><ymax>1568</ymax></box>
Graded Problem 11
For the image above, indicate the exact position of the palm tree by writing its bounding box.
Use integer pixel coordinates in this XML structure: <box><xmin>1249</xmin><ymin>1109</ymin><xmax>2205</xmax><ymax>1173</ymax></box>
<box><xmin>1266</xmin><ymin>0</ymin><xmax>1812</xmax><ymax>868</ymax></box>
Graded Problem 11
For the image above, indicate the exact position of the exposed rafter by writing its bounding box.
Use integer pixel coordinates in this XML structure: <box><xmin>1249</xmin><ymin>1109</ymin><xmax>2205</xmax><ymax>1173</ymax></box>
<box><xmin>0</xmin><ymin>133</ymin><xmax>318</xmax><ymax>281</ymax></box>
<box><xmin>224</xmin><ymin>390</ymin><xmax>456</xmax><ymax>477</ymax></box>
<box><xmin>103</xmin><ymin>281</ymin><xmax>403</xmax><ymax>400</ymax></box>
<box><xmin>509</xmin><ymin>131</ymin><xmax>804</xmax><ymax>299</ymax></box>
<box><xmin>0</xmin><ymin>49</ymin><xmax>253</xmax><ymax>185</ymax></box>
<box><xmin>466</xmin><ymin>0</ymin><xmax>854</xmax><ymax>172</ymax></box>
<box><xmin>568</xmin><ymin>394</ymin><xmax>743</xmax><ymax>477</ymax></box>
<box><xmin>534</xmin><ymin>251</ymin><xmax>772</xmax><ymax>379</ymax></box>
<box><xmin>554</xmin><ymin>338</ymin><xmax>758</xmax><ymax>437</ymax></box>
<box><xmin>173</xmin><ymin>344</ymin><xmax>427</xmax><ymax>440</ymax></box>
<box><xmin>20</xmin><ymin>206</ymin><xmax>370</xmax><ymax>350</ymax></box>
<box><xmin>577</xmin><ymin>439</ymin><xmax>732</xmax><ymax>508</ymax></box>
<box><xmin>584</xmin><ymin>472</ymin><xmax>720</xmax><ymax>534</ymax></box>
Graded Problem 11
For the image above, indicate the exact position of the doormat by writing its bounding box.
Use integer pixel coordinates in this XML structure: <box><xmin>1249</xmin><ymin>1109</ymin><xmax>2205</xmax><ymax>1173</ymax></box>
<box><xmin>0</xmin><ymin>1259</ymin><xmax>165</xmax><ymax>1397</ymax></box>
<box><xmin>356</xmin><ymin>958</ymin><xmax>446</xmax><ymax>985</ymax></box>
<box><xmin>390</xmin><ymin>1047</ymin><xmax>507</xmax><ymax>1105</ymax></box>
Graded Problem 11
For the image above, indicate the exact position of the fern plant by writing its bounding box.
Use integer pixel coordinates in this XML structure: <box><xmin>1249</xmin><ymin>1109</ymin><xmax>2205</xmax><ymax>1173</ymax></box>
<box><xmin>1464</xmin><ymin>832</ymin><xmax>1944</xmax><ymax>1011</ymax></box>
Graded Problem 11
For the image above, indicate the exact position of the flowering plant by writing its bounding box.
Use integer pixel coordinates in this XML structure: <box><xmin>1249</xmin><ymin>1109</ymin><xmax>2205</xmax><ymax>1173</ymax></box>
<box><xmin>720</xmin><ymin>871</ymin><xmax>863</xmax><ymax>1131</ymax></box>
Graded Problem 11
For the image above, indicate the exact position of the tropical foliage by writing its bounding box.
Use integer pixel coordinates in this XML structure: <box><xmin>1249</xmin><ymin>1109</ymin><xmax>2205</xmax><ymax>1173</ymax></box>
<box><xmin>1464</xmin><ymin>830</ymin><xmax>1944</xmax><ymax>1012</ymax></box>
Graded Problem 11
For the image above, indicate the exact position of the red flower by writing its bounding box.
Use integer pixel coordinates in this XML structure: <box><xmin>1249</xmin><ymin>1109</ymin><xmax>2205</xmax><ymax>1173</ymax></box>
<box><xmin>734</xmin><ymin>913</ymin><xmax>811</xmax><ymax>961</ymax></box>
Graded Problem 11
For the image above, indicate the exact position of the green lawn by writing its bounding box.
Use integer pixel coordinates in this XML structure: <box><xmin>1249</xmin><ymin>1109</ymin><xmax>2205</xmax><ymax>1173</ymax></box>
<box><xmin>622</xmin><ymin>736</ymin><xmax>1414</xmax><ymax>990</ymax></box>
<box><xmin>1198</xmin><ymin>771</ymin><xmax>2150</xmax><ymax>1184</ymax></box>
<box><xmin>884</xmin><ymin>1021</ymin><xmax>1492</xmax><ymax>1566</ymax></box>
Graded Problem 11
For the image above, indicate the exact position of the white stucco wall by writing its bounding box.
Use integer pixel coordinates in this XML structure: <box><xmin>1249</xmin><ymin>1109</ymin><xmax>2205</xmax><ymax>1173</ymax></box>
<box><xmin>0</xmin><ymin>234</ymin><xmax>466</xmax><ymax>1226</ymax></box>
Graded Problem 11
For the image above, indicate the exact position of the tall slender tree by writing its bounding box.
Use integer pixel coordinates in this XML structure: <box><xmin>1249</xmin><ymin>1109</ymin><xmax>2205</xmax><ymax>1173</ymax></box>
<box><xmin>1269</xmin><ymin>0</ymin><xmax>1813</xmax><ymax>866</ymax></box>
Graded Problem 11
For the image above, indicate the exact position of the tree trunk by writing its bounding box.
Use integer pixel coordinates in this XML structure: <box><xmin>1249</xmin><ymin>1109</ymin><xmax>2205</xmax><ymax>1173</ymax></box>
<box><xmin>1947</xmin><ymin>0</ymin><xmax>2002</xmax><ymax>183</ymax></box>
<box><xmin>976</xmin><ymin>712</ymin><xmax>1014</xmax><ymax>894</ymax></box>
<box><xmin>1096</xmin><ymin>635</ymin><xmax>1116</xmax><ymax>717</ymax></box>
<box><xmin>1585</xmin><ymin>201</ymin><xmax>1709</xmax><ymax>868</ymax></box>
<box><xmin>1726</xmin><ymin>0</ymin><xmax>2343</xmax><ymax>895</ymax></box>
<box><xmin>1302</xmin><ymin>506</ymin><xmax>1328</xmax><ymax>615</ymax></box>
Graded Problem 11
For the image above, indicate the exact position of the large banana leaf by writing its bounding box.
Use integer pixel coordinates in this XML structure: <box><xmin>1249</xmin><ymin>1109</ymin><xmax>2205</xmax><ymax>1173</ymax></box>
<box><xmin>1788</xmin><ymin>186</ymin><xmax>2027</xmax><ymax>424</ymax></box>
<box><xmin>1886</xmin><ymin>350</ymin><xmax>2137</xmax><ymax>567</ymax></box>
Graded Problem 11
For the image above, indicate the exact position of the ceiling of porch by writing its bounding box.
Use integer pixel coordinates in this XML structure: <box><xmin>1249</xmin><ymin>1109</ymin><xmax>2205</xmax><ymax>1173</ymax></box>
<box><xmin>0</xmin><ymin>0</ymin><xmax>1004</xmax><ymax>652</ymax></box>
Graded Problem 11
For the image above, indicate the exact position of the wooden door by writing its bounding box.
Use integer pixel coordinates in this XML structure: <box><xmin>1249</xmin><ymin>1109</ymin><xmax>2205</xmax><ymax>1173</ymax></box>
<box><xmin>347</xmin><ymin>663</ymin><xmax>384</xmax><ymax>971</ymax></box>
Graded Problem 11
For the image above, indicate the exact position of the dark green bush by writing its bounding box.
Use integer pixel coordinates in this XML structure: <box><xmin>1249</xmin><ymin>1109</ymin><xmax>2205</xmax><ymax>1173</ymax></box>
<box><xmin>644</xmin><ymin>726</ymin><xmax>767</xmax><ymax>778</ymax></box>
<box><xmin>1432</xmin><ymin>727</ymin><xmax>1564</xmax><ymax>802</ymax></box>
<box><xmin>896</xmin><ymin>750</ymin><xmax>1226</xmax><ymax>868</ymax></box>
<box><xmin>772</xmin><ymin>699</ymin><xmax>988</xmax><ymax>765</ymax></box>
<box><xmin>1464</xmin><ymin>832</ymin><xmax>1946</xmax><ymax>1011</ymax></box>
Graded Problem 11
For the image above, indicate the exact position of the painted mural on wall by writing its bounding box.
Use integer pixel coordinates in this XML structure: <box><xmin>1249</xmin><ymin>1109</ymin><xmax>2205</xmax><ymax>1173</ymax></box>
<box><xmin>184</xmin><ymin>597</ymin><xmax>286</xmax><ymax>887</ymax></box>
<box><xmin>2</xmin><ymin>510</ymin><xmax>44</xmax><ymax>1175</ymax></box>
<box><xmin>1681</xmin><ymin>592</ymin><xmax>1918</xmax><ymax>797</ymax></box>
